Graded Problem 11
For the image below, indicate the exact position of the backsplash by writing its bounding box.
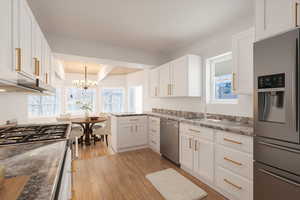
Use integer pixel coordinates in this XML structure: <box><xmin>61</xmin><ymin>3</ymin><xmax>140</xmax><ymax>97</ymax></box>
<box><xmin>152</xmin><ymin>108</ymin><xmax>253</xmax><ymax>125</ymax></box>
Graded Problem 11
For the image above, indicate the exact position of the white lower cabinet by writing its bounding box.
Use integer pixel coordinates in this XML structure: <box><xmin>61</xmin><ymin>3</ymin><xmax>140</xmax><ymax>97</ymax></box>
<box><xmin>111</xmin><ymin>116</ymin><xmax>148</xmax><ymax>152</ymax></box>
<box><xmin>180</xmin><ymin>123</ymin><xmax>214</xmax><ymax>183</ymax></box>
<box><xmin>148</xmin><ymin>117</ymin><xmax>160</xmax><ymax>153</ymax></box>
<box><xmin>179</xmin><ymin>123</ymin><xmax>253</xmax><ymax>200</ymax></box>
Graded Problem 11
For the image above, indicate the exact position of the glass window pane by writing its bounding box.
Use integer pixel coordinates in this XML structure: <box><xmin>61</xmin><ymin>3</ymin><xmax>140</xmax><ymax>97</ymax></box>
<box><xmin>66</xmin><ymin>88</ymin><xmax>96</xmax><ymax>114</ymax></box>
<box><xmin>28</xmin><ymin>88</ymin><xmax>61</xmax><ymax>117</ymax></box>
<box><xmin>102</xmin><ymin>88</ymin><xmax>124</xmax><ymax>113</ymax></box>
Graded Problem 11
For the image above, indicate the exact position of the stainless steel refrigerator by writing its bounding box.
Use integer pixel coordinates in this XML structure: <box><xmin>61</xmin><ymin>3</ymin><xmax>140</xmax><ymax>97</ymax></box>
<box><xmin>254</xmin><ymin>28</ymin><xmax>300</xmax><ymax>200</ymax></box>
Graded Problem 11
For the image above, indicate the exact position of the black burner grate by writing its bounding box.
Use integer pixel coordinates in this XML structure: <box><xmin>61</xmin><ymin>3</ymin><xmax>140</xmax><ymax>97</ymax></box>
<box><xmin>0</xmin><ymin>124</ymin><xmax>69</xmax><ymax>145</ymax></box>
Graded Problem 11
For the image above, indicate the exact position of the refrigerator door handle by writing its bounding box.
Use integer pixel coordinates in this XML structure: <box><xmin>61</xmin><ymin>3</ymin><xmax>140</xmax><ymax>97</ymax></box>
<box><xmin>296</xmin><ymin>38</ymin><xmax>299</xmax><ymax>132</ymax></box>
<box><xmin>258</xmin><ymin>141</ymin><xmax>300</xmax><ymax>154</ymax></box>
<box><xmin>258</xmin><ymin>168</ymin><xmax>300</xmax><ymax>187</ymax></box>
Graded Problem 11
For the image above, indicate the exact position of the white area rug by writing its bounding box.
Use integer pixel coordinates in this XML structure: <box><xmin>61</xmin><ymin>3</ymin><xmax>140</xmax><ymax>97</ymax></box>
<box><xmin>146</xmin><ymin>168</ymin><xmax>208</xmax><ymax>200</ymax></box>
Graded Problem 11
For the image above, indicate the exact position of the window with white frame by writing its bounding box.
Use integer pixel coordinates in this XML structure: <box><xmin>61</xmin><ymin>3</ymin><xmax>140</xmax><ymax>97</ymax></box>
<box><xmin>128</xmin><ymin>85</ymin><xmax>143</xmax><ymax>113</ymax></box>
<box><xmin>28</xmin><ymin>88</ymin><xmax>61</xmax><ymax>117</ymax></box>
<box><xmin>206</xmin><ymin>52</ymin><xmax>237</xmax><ymax>103</ymax></box>
<box><xmin>102</xmin><ymin>88</ymin><xmax>124</xmax><ymax>113</ymax></box>
<box><xmin>66</xmin><ymin>88</ymin><xmax>96</xmax><ymax>114</ymax></box>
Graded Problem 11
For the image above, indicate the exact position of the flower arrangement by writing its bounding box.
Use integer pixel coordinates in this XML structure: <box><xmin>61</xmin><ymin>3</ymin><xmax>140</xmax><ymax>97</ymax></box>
<box><xmin>76</xmin><ymin>101</ymin><xmax>92</xmax><ymax>118</ymax></box>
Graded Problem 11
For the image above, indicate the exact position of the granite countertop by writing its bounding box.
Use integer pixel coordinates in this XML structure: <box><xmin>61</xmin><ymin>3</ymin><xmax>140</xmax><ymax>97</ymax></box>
<box><xmin>146</xmin><ymin>112</ymin><xmax>253</xmax><ymax>136</ymax></box>
<box><xmin>110</xmin><ymin>112</ymin><xmax>148</xmax><ymax>117</ymax></box>
<box><xmin>0</xmin><ymin>141</ymin><xmax>67</xmax><ymax>200</ymax></box>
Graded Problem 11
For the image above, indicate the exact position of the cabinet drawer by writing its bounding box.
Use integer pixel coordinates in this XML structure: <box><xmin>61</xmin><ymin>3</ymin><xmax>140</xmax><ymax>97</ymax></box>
<box><xmin>216</xmin><ymin>131</ymin><xmax>253</xmax><ymax>153</ymax></box>
<box><xmin>216</xmin><ymin>145</ymin><xmax>253</xmax><ymax>180</ymax></box>
<box><xmin>180</xmin><ymin>123</ymin><xmax>214</xmax><ymax>141</ymax></box>
<box><xmin>149</xmin><ymin>117</ymin><xmax>160</xmax><ymax>126</ymax></box>
<box><xmin>149</xmin><ymin>138</ymin><xmax>160</xmax><ymax>152</ymax></box>
<box><xmin>216</xmin><ymin>166</ymin><xmax>252</xmax><ymax>200</ymax></box>
<box><xmin>118</xmin><ymin>116</ymin><xmax>148</xmax><ymax>125</ymax></box>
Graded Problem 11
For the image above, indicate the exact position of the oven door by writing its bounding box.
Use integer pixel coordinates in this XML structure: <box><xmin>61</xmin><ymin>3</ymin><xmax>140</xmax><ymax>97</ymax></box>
<box><xmin>254</xmin><ymin>161</ymin><xmax>300</xmax><ymax>200</ymax></box>
<box><xmin>254</xmin><ymin>29</ymin><xmax>300</xmax><ymax>144</ymax></box>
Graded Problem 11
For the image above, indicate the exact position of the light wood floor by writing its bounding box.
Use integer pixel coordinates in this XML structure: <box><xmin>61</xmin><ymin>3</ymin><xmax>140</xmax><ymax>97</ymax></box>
<box><xmin>72</xmin><ymin>142</ymin><xmax>227</xmax><ymax>200</ymax></box>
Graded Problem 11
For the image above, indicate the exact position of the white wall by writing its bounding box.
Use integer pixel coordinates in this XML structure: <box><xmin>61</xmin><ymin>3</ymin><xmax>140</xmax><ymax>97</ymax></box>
<box><xmin>0</xmin><ymin>93</ymin><xmax>28</xmax><ymax>123</ymax></box>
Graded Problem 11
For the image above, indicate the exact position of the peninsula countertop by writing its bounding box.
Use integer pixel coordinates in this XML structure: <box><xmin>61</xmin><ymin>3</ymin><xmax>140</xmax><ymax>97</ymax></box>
<box><xmin>0</xmin><ymin>140</ymin><xmax>67</xmax><ymax>200</ymax></box>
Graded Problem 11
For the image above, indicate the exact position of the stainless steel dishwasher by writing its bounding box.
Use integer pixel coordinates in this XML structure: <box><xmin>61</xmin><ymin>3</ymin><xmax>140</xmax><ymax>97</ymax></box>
<box><xmin>160</xmin><ymin>118</ymin><xmax>179</xmax><ymax>165</ymax></box>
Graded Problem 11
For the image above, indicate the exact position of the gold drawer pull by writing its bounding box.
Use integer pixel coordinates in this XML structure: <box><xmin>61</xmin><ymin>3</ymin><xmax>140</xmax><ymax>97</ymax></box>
<box><xmin>224</xmin><ymin>178</ymin><xmax>242</xmax><ymax>190</ymax></box>
<box><xmin>189</xmin><ymin>129</ymin><xmax>200</xmax><ymax>133</ymax></box>
<box><xmin>224</xmin><ymin>138</ymin><xmax>242</xmax><ymax>145</ymax></box>
<box><xmin>15</xmin><ymin>48</ymin><xmax>21</xmax><ymax>71</ymax></box>
<box><xmin>151</xmin><ymin>140</ymin><xmax>156</xmax><ymax>144</ymax></box>
<box><xmin>224</xmin><ymin>157</ymin><xmax>242</xmax><ymax>166</ymax></box>
<box><xmin>151</xmin><ymin>129</ymin><xmax>157</xmax><ymax>132</ymax></box>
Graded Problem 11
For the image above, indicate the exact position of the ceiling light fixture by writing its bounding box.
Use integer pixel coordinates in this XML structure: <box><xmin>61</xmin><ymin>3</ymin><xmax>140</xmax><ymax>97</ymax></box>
<box><xmin>72</xmin><ymin>65</ymin><xmax>98</xmax><ymax>90</ymax></box>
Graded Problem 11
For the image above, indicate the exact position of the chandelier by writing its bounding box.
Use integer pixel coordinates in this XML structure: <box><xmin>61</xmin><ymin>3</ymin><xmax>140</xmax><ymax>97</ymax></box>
<box><xmin>72</xmin><ymin>65</ymin><xmax>98</xmax><ymax>90</ymax></box>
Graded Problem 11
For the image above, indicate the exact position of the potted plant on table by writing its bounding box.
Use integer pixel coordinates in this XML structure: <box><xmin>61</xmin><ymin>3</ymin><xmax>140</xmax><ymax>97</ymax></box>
<box><xmin>76</xmin><ymin>101</ymin><xmax>93</xmax><ymax>120</ymax></box>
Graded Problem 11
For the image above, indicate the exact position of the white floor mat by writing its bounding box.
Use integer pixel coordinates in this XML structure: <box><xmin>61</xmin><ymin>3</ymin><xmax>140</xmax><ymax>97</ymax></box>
<box><xmin>146</xmin><ymin>168</ymin><xmax>208</xmax><ymax>200</ymax></box>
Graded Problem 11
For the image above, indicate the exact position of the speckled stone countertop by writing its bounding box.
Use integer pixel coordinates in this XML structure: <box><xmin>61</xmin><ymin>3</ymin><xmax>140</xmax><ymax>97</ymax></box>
<box><xmin>110</xmin><ymin>113</ymin><xmax>147</xmax><ymax>117</ymax></box>
<box><xmin>0</xmin><ymin>141</ymin><xmax>67</xmax><ymax>200</ymax></box>
<box><xmin>146</xmin><ymin>112</ymin><xmax>254</xmax><ymax>136</ymax></box>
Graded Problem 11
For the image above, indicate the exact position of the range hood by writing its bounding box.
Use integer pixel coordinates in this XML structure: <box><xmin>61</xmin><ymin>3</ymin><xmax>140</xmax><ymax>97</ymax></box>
<box><xmin>0</xmin><ymin>74</ymin><xmax>55</xmax><ymax>95</ymax></box>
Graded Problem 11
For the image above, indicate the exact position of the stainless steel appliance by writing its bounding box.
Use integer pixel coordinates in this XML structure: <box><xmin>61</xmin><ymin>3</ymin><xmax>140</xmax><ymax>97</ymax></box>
<box><xmin>160</xmin><ymin>118</ymin><xmax>179</xmax><ymax>165</ymax></box>
<box><xmin>254</xmin><ymin>28</ymin><xmax>300</xmax><ymax>200</ymax></box>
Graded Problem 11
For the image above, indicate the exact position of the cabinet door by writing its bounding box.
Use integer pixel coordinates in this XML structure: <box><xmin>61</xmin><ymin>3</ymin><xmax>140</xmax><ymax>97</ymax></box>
<box><xmin>32</xmin><ymin>24</ymin><xmax>43</xmax><ymax>78</ymax></box>
<box><xmin>180</xmin><ymin>134</ymin><xmax>194</xmax><ymax>170</ymax></box>
<box><xmin>255</xmin><ymin>0</ymin><xmax>297</xmax><ymax>41</ymax></box>
<box><xmin>193</xmin><ymin>137</ymin><xmax>214</xmax><ymax>182</ymax></box>
<box><xmin>171</xmin><ymin>56</ymin><xmax>188</xmax><ymax>97</ymax></box>
<box><xmin>118</xmin><ymin>124</ymin><xmax>134</xmax><ymax>148</ymax></box>
<box><xmin>19</xmin><ymin>0</ymin><xmax>34</xmax><ymax>77</ymax></box>
<box><xmin>232</xmin><ymin>28</ymin><xmax>255</xmax><ymax>95</ymax></box>
<box><xmin>134</xmin><ymin>123</ymin><xmax>148</xmax><ymax>146</ymax></box>
<box><xmin>0</xmin><ymin>0</ymin><xmax>15</xmax><ymax>79</ymax></box>
<box><xmin>159</xmin><ymin>63</ymin><xmax>171</xmax><ymax>97</ymax></box>
<box><xmin>150</xmin><ymin>68</ymin><xmax>160</xmax><ymax>97</ymax></box>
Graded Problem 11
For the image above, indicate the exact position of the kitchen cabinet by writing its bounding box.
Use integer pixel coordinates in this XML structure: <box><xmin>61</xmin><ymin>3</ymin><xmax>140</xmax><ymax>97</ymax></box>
<box><xmin>180</xmin><ymin>123</ymin><xmax>215</xmax><ymax>183</ymax></box>
<box><xmin>159</xmin><ymin>63</ymin><xmax>171</xmax><ymax>97</ymax></box>
<box><xmin>17</xmin><ymin>0</ymin><xmax>35</xmax><ymax>78</ymax></box>
<box><xmin>111</xmin><ymin>116</ymin><xmax>148</xmax><ymax>152</ymax></box>
<box><xmin>232</xmin><ymin>28</ymin><xmax>255</xmax><ymax>95</ymax></box>
<box><xmin>255</xmin><ymin>0</ymin><xmax>300</xmax><ymax>41</ymax></box>
<box><xmin>179</xmin><ymin>123</ymin><xmax>253</xmax><ymax>200</ymax></box>
<box><xmin>0</xmin><ymin>0</ymin><xmax>17</xmax><ymax>80</ymax></box>
<box><xmin>148</xmin><ymin>117</ymin><xmax>160</xmax><ymax>153</ymax></box>
<box><xmin>0</xmin><ymin>0</ymin><xmax>54</xmax><ymax>87</ymax></box>
<box><xmin>193</xmin><ymin>136</ymin><xmax>214</xmax><ymax>182</ymax></box>
<box><xmin>149</xmin><ymin>68</ymin><xmax>160</xmax><ymax>97</ymax></box>
<box><xmin>157</xmin><ymin>55</ymin><xmax>201</xmax><ymax>97</ymax></box>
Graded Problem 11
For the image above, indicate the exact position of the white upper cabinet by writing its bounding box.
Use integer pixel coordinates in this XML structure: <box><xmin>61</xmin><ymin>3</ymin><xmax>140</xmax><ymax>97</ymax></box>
<box><xmin>17</xmin><ymin>0</ymin><xmax>35</xmax><ymax>78</ymax></box>
<box><xmin>156</xmin><ymin>55</ymin><xmax>201</xmax><ymax>98</ymax></box>
<box><xmin>0</xmin><ymin>0</ymin><xmax>16</xmax><ymax>80</ymax></box>
<box><xmin>255</xmin><ymin>0</ymin><xmax>300</xmax><ymax>41</ymax></box>
<box><xmin>159</xmin><ymin>63</ymin><xmax>171</xmax><ymax>97</ymax></box>
<box><xmin>0</xmin><ymin>0</ymin><xmax>54</xmax><ymax>87</ymax></box>
<box><xmin>149</xmin><ymin>68</ymin><xmax>160</xmax><ymax>97</ymax></box>
<box><xmin>232</xmin><ymin>28</ymin><xmax>255</xmax><ymax>95</ymax></box>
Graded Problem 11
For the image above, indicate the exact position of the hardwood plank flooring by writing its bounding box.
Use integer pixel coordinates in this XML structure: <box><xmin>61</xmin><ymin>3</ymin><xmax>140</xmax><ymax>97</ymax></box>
<box><xmin>72</xmin><ymin>142</ymin><xmax>227</xmax><ymax>200</ymax></box>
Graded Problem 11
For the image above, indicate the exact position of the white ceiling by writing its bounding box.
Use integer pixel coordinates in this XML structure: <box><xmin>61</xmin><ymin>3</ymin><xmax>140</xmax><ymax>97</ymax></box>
<box><xmin>27</xmin><ymin>0</ymin><xmax>254</xmax><ymax>54</ymax></box>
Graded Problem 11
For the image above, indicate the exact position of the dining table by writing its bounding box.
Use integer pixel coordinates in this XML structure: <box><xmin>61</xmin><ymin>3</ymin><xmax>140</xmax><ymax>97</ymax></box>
<box><xmin>71</xmin><ymin>117</ymin><xmax>107</xmax><ymax>145</ymax></box>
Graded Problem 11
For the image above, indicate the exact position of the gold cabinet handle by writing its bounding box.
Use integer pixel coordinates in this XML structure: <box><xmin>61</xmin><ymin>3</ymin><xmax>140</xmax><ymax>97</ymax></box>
<box><xmin>33</xmin><ymin>58</ymin><xmax>39</xmax><ymax>77</ymax></box>
<box><xmin>232</xmin><ymin>72</ymin><xmax>236</xmax><ymax>91</ymax></box>
<box><xmin>45</xmin><ymin>73</ymin><xmax>49</xmax><ymax>84</ymax></box>
<box><xmin>296</xmin><ymin>2</ymin><xmax>299</xmax><ymax>27</ymax></box>
<box><xmin>15</xmin><ymin>48</ymin><xmax>21</xmax><ymax>72</ymax></box>
<box><xmin>224</xmin><ymin>178</ymin><xmax>242</xmax><ymax>190</ymax></box>
<box><xmin>189</xmin><ymin>138</ymin><xmax>192</xmax><ymax>149</ymax></box>
<box><xmin>194</xmin><ymin>140</ymin><xmax>198</xmax><ymax>151</ymax></box>
<box><xmin>189</xmin><ymin>129</ymin><xmax>201</xmax><ymax>133</ymax></box>
<box><xmin>224</xmin><ymin>157</ymin><xmax>242</xmax><ymax>166</ymax></box>
<box><xmin>224</xmin><ymin>138</ymin><xmax>242</xmax><ymax>145</ymax></box>
<box><xmin>135</xmin><ymin>125</ymin><xmax>138</xmax><ymax>132</ymax></box>
<box><xmin>155</xmin><ymin>87</ymin><xmax>157</xmax><ymax>96</ymax></box>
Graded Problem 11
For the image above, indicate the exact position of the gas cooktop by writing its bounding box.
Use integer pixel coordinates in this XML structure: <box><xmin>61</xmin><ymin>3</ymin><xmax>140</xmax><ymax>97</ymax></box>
<box><xmin>0</xmin><ymin>124</ymin><xmax>70</xmax><ymax>145</ymax></box>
